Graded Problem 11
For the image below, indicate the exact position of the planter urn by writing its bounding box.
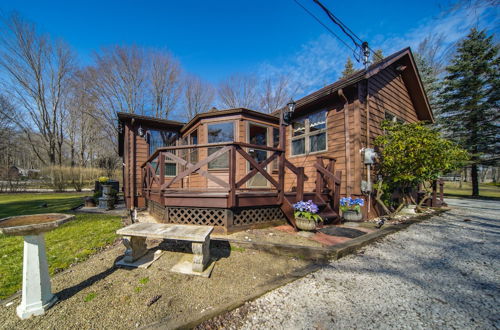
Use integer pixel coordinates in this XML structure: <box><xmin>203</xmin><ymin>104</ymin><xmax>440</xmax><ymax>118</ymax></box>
<box><xmin>342</xmin><ymin>210</ymin><xmax>363</xmax><ymax>222</ymax></box>
<box><xmin>98</xmin><ymin>184</ymin><xmax>114</xmax><ymax>209</ymax></box>
<box><xmin>295</xmin><ymin>217</ymin><xmax>318</xmax><ymax>231</ymax></box>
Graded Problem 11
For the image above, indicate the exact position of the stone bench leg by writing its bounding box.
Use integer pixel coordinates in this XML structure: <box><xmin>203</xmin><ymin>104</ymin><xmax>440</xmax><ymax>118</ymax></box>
<box><xmin>123</xmin><ymin>236</ymin><xmax>148</xmax><ymax>263</ymax></box>
<box><xmin>192</xmin><ymin>237</ymin><xmax>210</xmax><ymax>273</ymax></box>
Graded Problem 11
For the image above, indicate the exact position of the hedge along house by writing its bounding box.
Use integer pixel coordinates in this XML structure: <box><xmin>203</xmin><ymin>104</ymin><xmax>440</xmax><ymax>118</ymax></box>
<box><xmin>118</xmin><ymin>47</ymin><xmax>433</xmax><ymax>233</ymax></box>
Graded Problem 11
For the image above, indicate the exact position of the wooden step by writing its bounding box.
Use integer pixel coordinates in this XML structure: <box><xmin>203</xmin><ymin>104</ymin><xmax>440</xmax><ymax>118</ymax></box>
<box><xmin>319</xmin><ymin>211</ymin><xmax>340</xmax><ymax>224</ymax></box>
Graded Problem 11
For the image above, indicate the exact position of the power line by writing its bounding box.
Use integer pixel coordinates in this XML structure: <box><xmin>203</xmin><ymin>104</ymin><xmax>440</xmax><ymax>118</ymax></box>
<box><xmin>294</xmin><ymin>0</ymin><xmax>384</xmax><ymax>64</ymax></box>
<box><xmin>293</xmin><ymin>0</ymin><xmax>362</xmax><ymax>62</ymax></box>
<box><xmin>312</xmin><ymin>0</ymin><xmax>362</xmax><ymax>48</ymax></box>
<box><xmin>312</xmin><ymin>0</ymin><xmax>384</xmax><ymax>62</ymax></box>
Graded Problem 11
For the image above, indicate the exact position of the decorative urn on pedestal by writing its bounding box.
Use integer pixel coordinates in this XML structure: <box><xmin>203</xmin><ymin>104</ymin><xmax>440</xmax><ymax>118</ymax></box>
<box><xmin>293</xmin><ymin>200</ymin><xmax>323</xmax><ymax>231</ymax></box>
<box><xmin>97</xmin><ymin>177</ymin><xmax>115</xmax><ymax>209</ymax></box>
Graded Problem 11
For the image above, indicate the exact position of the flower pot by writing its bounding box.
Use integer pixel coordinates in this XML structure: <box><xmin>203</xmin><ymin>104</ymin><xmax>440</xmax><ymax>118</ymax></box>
<box><xmin>295</xmin><ymin>217</ymin><xmax>318</xmax><ymax>231</ymax></box>
<box><xmin>342</xmin><ymin>210</ymin><xmax>362</xmax><ymax>222</ymax></box>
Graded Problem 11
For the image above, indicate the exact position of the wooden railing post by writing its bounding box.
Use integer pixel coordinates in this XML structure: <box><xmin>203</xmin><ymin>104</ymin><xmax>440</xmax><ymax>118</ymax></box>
<box><xmin>228</xmin><ymin>145</ymin><xmax>236</xmax><ymax>208</ymax></box>
<box><xmin>333</xmin><ymin>170</ymin><xmax>342</xmax><ymax>214</ymax></box>
<box><xmin>159</xmin><ymin>152</ymin><xmax>165</xmax><ymax>204</ymax></box>
<box><xmin>278</xmin><ymin>149</ymin><xmax>285</xmax><ymax>204</ymax></box>
<box><xmin>315</xmin><ymin>157</ymin><xmax>324</xmax><ymax>202</ymax></box>
<box><xmin>439</xmin><ymin>179</ymin><xmax>444</xmax><ymax>205</ymax></box>
<box><xmin>296</xmin><ymin>167</ymin><xmax>304</xmax><ymax>202</ymax></box>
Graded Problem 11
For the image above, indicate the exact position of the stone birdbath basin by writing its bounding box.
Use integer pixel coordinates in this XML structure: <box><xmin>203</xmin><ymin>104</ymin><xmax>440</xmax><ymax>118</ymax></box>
<box><xmin>0</xmin><ymin>213</ymin><xmax>74</xmax><ymax>319</ymax></box>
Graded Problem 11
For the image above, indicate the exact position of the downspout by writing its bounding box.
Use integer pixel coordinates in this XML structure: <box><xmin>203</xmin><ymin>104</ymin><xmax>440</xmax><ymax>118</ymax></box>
<box><xmin>338</xmin><ymin>88</ymin><xmax>351</xmax><ymax>197</ymax></box>
<box><xmin>364</xmin><ymin>78</ymin><xmax>372</xmax><ymax>214</ymax></box>
<box><xmin>365</xmin><ymin>78</ymin><xmax>370</xmax><ymax>148</ymax></box>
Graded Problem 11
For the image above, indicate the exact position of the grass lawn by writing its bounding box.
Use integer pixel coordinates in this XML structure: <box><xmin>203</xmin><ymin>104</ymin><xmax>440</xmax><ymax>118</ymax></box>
<box><xmin>0</xmin><ymin>193</ymin><xmax>123</xmax><ymax>300</ymax></box>
<box><xmin>444</xmin><ymin>182</ymin><xmax>500</xmax><ymax>198</ymax></box>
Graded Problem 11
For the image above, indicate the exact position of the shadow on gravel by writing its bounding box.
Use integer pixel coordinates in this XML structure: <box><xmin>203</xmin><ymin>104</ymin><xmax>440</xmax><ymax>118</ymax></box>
<box><xmin>55</xmin><ymin>256</ymin><xmax>123</xmax><ymax>302</ymax></box>
<box><xmin>321</xmin><ymin>210</ymin><xmax>499</xmax><ymax>322</ymax></box>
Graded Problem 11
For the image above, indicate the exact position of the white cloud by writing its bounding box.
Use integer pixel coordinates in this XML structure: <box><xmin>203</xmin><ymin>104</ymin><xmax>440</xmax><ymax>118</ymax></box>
<box><xmin>377</xmin><ymin>3</ymin><xmax>498</xmax><ymax>57</ymax></box>
<box><xmin>259</xmin><ymin>2</ymin><xmax>498</xmax><ymax>99</ymax></box>
<box><xmin>258</xmin><ymin>35</ymin><xmax>347</xmax><ymax>97</ymax></box>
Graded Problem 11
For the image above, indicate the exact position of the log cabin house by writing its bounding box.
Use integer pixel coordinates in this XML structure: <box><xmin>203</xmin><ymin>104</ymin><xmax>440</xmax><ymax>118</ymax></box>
<box><xmin>118</xmin><ymin>47</ymin><xmax>433</xmax><ymax>233</ymax></box>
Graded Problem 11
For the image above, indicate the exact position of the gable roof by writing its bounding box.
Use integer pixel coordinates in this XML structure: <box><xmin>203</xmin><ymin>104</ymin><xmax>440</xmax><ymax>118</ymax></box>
<box><xmin>279</xmin><ymin>47</ymin><xmax>433</xmax><ymax>122</ymax></box>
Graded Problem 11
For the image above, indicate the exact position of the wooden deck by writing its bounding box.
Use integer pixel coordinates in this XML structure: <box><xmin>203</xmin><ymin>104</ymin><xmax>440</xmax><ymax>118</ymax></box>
<box><xmin>141</xmin><ymin>142</ymin><xmax>342</xmax><ymax>230</ymax></box>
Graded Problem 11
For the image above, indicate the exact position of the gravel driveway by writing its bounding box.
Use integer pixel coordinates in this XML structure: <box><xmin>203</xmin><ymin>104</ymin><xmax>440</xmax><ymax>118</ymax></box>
<box><xmin>214</xmin><ymin>198</ymin><xmax>500</xmax><ymax>329</ymax></box>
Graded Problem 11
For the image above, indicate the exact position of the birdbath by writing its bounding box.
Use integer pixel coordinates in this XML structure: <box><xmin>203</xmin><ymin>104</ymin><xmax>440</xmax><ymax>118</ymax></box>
<box><xmin>0</xmin><ymin>213</ymin><xmax>74</xmax><ymax>319</ymax></box>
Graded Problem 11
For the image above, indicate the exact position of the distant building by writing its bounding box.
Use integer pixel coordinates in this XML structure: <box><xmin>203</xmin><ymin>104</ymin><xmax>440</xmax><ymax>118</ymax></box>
<box><xmin>8</xmin><ymin>166</ymin><xmax>40</xmax><ymax>179</ymax></box>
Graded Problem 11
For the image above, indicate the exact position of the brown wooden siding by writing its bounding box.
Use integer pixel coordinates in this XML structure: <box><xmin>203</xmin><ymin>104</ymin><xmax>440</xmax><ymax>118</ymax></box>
<box><xmin>285</xmin><ymin>98</ymin><xmax>351</xmax><ymax>196</ymax></box>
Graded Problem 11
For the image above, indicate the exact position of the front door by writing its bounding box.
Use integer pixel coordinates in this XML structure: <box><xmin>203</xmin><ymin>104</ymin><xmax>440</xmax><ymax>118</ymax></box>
<box><xmin>247</xmin><ymin>123</ymin><xmax>269</xmax><ymax>188</ymax></box>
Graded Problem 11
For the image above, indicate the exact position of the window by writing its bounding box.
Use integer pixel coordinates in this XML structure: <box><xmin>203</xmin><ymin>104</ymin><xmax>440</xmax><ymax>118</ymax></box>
<box><xmin>148</xmin><ymin>129</ymin><xmax>179</xmax><ymax>176</ymax></box>
<box><xmin>385</xmin><ymin>111</ymin><xmax>405</xmax><ymax>124</ymax></box>
<box><xmin>207</xmin><ymin>122</ymin><xmax>234</xmax><ymax>169</ymax></box>
<box><xmin>182</xmin><ymin>129</ymin><xmax>198</xmax><ymax>164</ymax></box>
<box><xmin>291</xmin><ymin>110</ymin><xmax>327</xmax><ymax>156</ymax></box>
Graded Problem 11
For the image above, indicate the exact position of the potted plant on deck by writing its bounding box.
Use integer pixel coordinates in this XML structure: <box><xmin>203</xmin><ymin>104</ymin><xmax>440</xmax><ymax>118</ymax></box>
<box><xmin>340</xmin><ymin>197</ymin><xmax>364</xmax><ymax>222</ymax></box>
<box><xmin>293</xmin><ymin>200</ymin><xmax>323</xmax><ymax>231</ymax></box>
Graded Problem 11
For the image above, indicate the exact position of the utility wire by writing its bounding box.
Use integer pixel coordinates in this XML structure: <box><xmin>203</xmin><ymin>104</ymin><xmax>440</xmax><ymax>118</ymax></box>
<box><xmin>293</xmin><ymin>0</ymin><xmax>361</xmax><ymax>62</ymax></box>
<box><xmin>313</xmin><ymin>0</ymin><xmax>384</xmax><ymax>61</ymax></box>
<box><xmin>296</xmin><ymin>0</ymin><xmax>384</xmax><ymax>62</ymax></box>
<box><xmin>312</xmin><ymin>0</ymin><xmax>362</xmax><ymax>48</ymax></box>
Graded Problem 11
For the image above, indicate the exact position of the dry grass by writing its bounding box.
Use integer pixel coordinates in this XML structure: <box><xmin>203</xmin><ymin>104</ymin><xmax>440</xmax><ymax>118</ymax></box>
<box><xmin>443</xmin><ymin>181</ymin><xmax>500</xmax><ymax>198</ymax></box>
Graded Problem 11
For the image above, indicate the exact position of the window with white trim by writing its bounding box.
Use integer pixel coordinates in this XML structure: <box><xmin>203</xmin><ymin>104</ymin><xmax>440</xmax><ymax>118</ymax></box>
<box><xmin>291</xmin><ymin>110</ymin><xmax>327</xmax><ymax>156</ymax></box>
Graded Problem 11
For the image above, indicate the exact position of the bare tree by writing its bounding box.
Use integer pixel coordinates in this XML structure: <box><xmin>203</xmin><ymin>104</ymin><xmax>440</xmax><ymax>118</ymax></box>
<box><xmin>417</xmin><ymin>34</ymin><xmax>448</xmax><ymax>75</ymax></box>
<box><xmin>259</xmin><ymin>75</ymin><xmax>292</xmax><ymax>113</ymax></box>
<box><xmin>0</xmin><ymin>94</ymin><xmax>14</xmax><ymax>140</ymax></box>
<box><xmin>218</xmin><ymin>74</ymin><xmax>259</xmax><ymax>109</ymax></box>
<box><xmin>90</xmin><ymin>45</ymin><xmax>147</xmax><ymax>127</ymax></box>
<box><xmin>0</xmin><ymin>13</ymin><xmax>75</xmax><ymax>166</ymax></box>
<box><xmin>88</xmin><ymin>45</ymin><xmax>183</xmax><ymax>143</ymax></box>
<box><xmin>66</xmin><ymin>70</ymin><xmax>103</xmax><ymax>167</ymax></box>
<box><xmin>183</xmin><ymin>75</ymin><xmax>215</xmax><ymax>120</ymax></box>
<box><xmin>151</xmin><ymin>51</ymin><xmax>182</xmax><ymax>118</ymax></box>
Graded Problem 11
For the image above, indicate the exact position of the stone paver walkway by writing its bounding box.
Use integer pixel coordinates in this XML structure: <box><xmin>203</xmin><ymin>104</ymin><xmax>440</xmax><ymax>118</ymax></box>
<box><xmin>219</xmin><ymin>198</ymin><xmax>500</xmax><ymax>329</ymax></box>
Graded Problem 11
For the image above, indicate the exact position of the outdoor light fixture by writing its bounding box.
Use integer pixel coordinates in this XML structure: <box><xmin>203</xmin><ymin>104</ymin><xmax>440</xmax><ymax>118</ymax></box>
<box><xmin>284</xmin><ymin>98</ymin><xmax>296</xmax><ymax>124</ymax></box>
<box><xmin>137</xmin><ymin>125</ymin><xmax>146</xmax><ymax>137</ymax></box>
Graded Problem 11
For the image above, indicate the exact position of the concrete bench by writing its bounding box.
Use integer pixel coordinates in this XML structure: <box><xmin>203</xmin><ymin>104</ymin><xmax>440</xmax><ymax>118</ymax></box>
<box><xmin>116</xmin><ymin>223</ymin><xmax>213</xmax><ymax>273</ymax></box>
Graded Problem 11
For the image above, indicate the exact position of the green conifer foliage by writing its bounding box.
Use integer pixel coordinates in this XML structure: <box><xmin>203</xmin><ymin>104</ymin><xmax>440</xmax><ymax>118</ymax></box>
<box><xmin>341</xmin><ymin>57</ymin><xmax>356</xmax><ymax>78</ymax></box>
<box><xmin>438</xmin><ymin>28</ymin><xmax>499</xmax><ymax>196</ymax></box>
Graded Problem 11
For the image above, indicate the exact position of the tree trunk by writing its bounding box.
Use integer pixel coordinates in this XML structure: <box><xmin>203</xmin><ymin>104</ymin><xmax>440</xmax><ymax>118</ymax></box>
<box><xmin>471</xmin><ymin>163</ymin><xmax>479</xmax><ymax>196</ymax></box>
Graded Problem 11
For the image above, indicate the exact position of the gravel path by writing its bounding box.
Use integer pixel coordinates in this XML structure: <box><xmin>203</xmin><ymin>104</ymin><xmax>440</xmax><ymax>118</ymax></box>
<box><xmin>217</xmin><ymin>198</ymin><xmax>500</xmax><ymax>329</ymax></box>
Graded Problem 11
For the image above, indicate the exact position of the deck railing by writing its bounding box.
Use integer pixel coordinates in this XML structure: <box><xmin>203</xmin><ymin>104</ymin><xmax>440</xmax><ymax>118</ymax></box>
<box><xmin>141</xmin><ymin>142</ymin><xmax>341</xmax><ymax>228</ymax></box>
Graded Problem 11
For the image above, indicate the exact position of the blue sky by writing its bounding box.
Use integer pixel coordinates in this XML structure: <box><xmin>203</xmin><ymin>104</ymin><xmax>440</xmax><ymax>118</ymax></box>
<box><xmin>0</xmin><ymin>0</ymin><xmax>498</xmax><ymax>93</ymax></box>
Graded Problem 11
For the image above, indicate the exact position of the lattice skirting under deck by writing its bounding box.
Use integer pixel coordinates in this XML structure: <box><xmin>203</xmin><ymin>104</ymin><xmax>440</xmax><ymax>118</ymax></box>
<box><xmin>147</xmin><ymin>200</ymin><xmax>285</xmax><ymax>233</ymax></box>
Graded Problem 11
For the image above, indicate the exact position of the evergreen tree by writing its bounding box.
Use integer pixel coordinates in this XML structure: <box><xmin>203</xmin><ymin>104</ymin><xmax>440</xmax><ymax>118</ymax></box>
<box><xmin>371</xmin><ymin>49</ymin><xmax>384</xmax><ymax>63</ymax></box>
<box><xmin>439</xmin><ymin>28</ymin><xmax>499</xmax><ymax>196</ymax></box>
<box><xmin>341</xmin><ymin>57</ymin><xmax>356</xmax><ymax>78</ymax></box>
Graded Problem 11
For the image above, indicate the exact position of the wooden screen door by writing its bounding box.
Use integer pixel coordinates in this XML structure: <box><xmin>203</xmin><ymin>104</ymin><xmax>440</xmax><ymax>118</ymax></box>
<box><xmin>247</xmin><ymin>123</ymin><xmax>269</xmax><ymax>187</ymax></box>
